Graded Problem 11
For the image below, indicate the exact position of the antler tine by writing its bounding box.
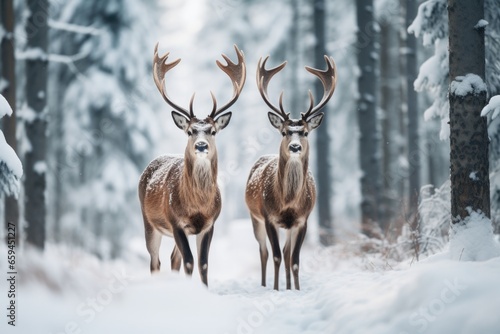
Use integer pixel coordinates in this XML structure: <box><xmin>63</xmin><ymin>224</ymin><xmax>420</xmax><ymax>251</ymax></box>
<box><xmin>189</xmin><ymin>93</ymin><xmax>196</xmax><ymax>117</ymax></box>
<box><xmin>153</xmin><ymin>43</ymin><xmax>193</xmax><ymax>119</ymax></box>
<box><xmin>301</xmin><ymin>56</ymin><xmax>337</xmax><ymax>120</ymax></box>
<box><xmin>256</xmin><ymin>56</ymin><xmax>290</xmax><ymax>121</ymax></box>
<box><xmin>209</xmin><ymin>91</ymin><xmax>217</xmax><ymax>117</ymax></box>
<box><xmin>209</xmin><ymin>44</ymin><xmax>247</xmax><ymax>119</ymax></box>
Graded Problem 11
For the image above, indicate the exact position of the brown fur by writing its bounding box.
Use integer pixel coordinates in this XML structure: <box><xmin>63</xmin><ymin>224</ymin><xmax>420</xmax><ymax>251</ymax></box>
<box><xmin>146</xmin><ymin>44</ymin><xmax>245</xmax><ymax>286</ymax></box>
<box><xmin>251</xmin><ymin>53</ymin><xmax>335</xmax><ymax>291</ymax></box>
<box><xmin>138</xmin><ymin>118</ymin><xmax>223</xmax><ymax>285</ymax></box>
<box><xmin>139</xmin><ymin>154</ymin><xmax>221</xmax><ymax>236</ymax></box>
<box><xmin>245</xmin><ymin>120</ymin><xmax>317</xmax><ymax>291</ymax></box>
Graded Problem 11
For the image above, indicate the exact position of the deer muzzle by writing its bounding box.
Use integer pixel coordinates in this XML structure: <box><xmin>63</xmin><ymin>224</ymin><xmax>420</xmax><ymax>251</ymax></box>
<box><xmin>195</xmin><ymin>141</ymin><xmax>209</xmax><ymax>153</ymax></box>
<box><xmin>289</xmin><ymin>143</ymin><xmax>302</xmax><ymax>153</ymax></box>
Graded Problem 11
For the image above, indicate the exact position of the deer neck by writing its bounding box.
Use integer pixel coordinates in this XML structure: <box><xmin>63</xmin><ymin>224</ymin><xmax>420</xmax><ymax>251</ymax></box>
<box><xmin>181</xmin><ymin>153</ymin><xmax>218</xmax><ymax>204</ymax></box>
<box><xmin>277</xmin><ymin>151</ymin><xmax>308</xmax><ymax>205</ymax></box>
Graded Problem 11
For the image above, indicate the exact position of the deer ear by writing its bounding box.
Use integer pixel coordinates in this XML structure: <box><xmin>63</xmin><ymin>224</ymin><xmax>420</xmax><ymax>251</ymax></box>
<box><xmin>307</xmin><ymin>112</ymin><xmax>324</xmax><ymax>130</ymax></box>
<box><xmin>172</xmin><ymin>111</ymin><xmax>189</xmax><ymax>131</ymax></box>
<box><xmin>214</xmin><ymin>112</ymin><xmax>232</xmax><ymax>132</ymax></box>
<box><xmin>268</xmin><ymin>112</ymin><xmax>283</xmax><ymax>130</ymax></box>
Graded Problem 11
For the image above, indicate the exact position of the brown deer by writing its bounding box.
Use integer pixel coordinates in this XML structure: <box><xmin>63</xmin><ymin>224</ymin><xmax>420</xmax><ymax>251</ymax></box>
<box><xmin>245</xmin><ymin>55</ymin><xmax>336</xmax><ymax>290</ymax></box>
<box><xmin>139</xmin><ymin>44</ymin><xmax>246</xmax><ymax>286</ymax></box>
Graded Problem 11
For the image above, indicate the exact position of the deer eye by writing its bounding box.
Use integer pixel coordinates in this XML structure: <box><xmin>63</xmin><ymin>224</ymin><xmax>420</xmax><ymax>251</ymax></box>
<box><xmin>281</xmin><ymin>131</ymin><xmax>286</xmax><ymax>136</ymax></box>
<box><xmin>187</xmin><ymin>131</ymin><xmax>192</xmax><ymax>136</ymax></box>
<box><xmin>211</xmin><ymin>131</ymin><xmax>216</xmax><ymax>136</ymax></box>
<box><xmin>304</xmin><ymin>132</ymin><xmax>309</xmax><ymax>137</ymax></box>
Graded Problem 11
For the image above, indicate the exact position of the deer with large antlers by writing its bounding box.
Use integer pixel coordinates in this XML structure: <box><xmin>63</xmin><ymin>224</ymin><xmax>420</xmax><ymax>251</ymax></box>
<box><xmin>139</xmin><ymin>44</ymin><xmax>246</xmax><ymax>286</ymax></box>
<box><xmin>245</xmin><ymin>55</ymin><xmax>336</xmax><ymax>290</ymax></box>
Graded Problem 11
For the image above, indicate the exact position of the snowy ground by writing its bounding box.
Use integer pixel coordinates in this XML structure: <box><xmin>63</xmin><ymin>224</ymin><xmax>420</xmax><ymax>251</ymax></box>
<box><xmin>2</xmin><ymin>219</ymin><xmax>500</xmax><ymax>334</ymax></box>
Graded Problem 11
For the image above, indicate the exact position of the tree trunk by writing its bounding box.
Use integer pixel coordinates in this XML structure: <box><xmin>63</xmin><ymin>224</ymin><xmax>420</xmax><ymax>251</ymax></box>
<box><xmin>406</xmin><ymin>0</ymin><xmax>420</xmax><ymax>229</ymax></box>
<box><xmin>24</xmin><ymin>0</ymin><xmax>49</xmax><ymax>249</ymax></box>
<box><xmin>313</xmin><ymin>0</ymin><xmax>333</xmax><ymax>245</ymax></box>
<box><xmin>448</xmin><ymin>0</ymin><xmax>490</xmax><ymax>222</ymax></box>
<box><xmin>356</xmin><ymin>0</ymin><xmax>381</xmax><ymax>237</ymax></box>
<box><xmin>1</xmin><ymin>0</ymin><xmax>19</xmax><ymax>243</ymax></box>
<box><xmin>379</xmin><ymin>16</ymin><xmax>400</xmax><ymax>232</ymax></box>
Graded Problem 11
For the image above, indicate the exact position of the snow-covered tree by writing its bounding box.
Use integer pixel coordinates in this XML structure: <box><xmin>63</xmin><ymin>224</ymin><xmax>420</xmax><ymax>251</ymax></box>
<box><xmin>47</xmin><ymin>0</ymin><xmax>163</xmax><ymax>258</ymax></box>
<box><xmin>24</xmin><ymin>0</ymin><xmax>49</xmax><ymax>250</ymax></box>
<box><xmin>356</xmin><ymin>0</ymin><xmax>382</xmax><ymax>237</ymax></box>
<box><xmin>409</xmin><ymin>0</ymin><xmax>500</xmax><ymax>233</ymax></box>
<box><xmin>448</xmin><ymin>0</ymin><xmax>490</xmax><ymax>226</ymax></box>
<box><xmin>0</xmin><ymin>94</ymin><xmax>22</xmax><ymax>197</ymax></box>
<box><xmin>407</xmin><ymin>0</ymin><xmax>448</xmax><ymax>140</ymax></box>
<box><xmin>1</xmin><ymin>0</ymin><xmax>20</xmax><ymax>234</ymax></box>
<box><xmin>405</xmin><ymin>0</ymin><xmax>421</xmax><ymax>225</ymax></box>
<box><xmin>376</xmin><ymin>0</ymin><xmax>403</xmax><ymax>230</ymax></box>
<box><xmin>313</xmin><ymin>0</ymin><xmax>334</xmax><ymax>245</ymax></box>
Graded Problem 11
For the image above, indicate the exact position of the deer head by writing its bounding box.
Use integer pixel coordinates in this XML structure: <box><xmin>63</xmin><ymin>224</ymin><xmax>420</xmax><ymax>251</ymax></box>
<box><xmin>153</xmin><ymin>44</ymin><xmax>246</xmax><ymax>164</ymax></box>
<box><xmin>256</xmin><ymin>55</ymin><xmax>336</xmax><ymax>160</ymax></box>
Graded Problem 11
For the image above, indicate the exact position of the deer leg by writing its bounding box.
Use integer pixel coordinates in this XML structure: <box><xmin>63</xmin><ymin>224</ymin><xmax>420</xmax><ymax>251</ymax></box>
<box><xmin>252</xmin><ymin>216</ymin><xmax>268</xmax><ymax>287</ymax></box>
<box><xmin>291</xmin><ymin>224</ymin><xmax>307</xmax><ymax>290</ymax></box>
<box><xmin>283</xmin><ymin>229</ymin><xmax>292</xmax><ymax>290</ymax></box>
<box><xmin>144</xmin><ymin>221</ymin><xmax>162</xmax><ymax>273</ymax></box>
<box><xmin>171</xmin><ymin>245</ymin><xmax>181</xmax><ymax>271</ymax></box>
<box><xmin>197</xmin><ymin>226</ymin><xmax>214</xmax><ymax>286</ymax></box>
<box><xmin>173</xmin><ymin>226</ymin><xmax>194</xmax><ymax>276</ymax></box>
<box><xmin>265</xmin><ymin>219</ymin><xmax>281</xmax><ymax>291</ymax></box>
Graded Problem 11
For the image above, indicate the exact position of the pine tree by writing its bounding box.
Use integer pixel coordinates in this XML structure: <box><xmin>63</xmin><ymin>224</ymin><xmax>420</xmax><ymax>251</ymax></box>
<box><xmin>356</xmin><ymin>0</ymin><xmax>382</xmax><ymax>237</ymax></box>
<box><xmin>405</xmin><ymin>0</ymin><xmax>420</xmax><ymax>227</ymax></box>
<box><xmin>448</xmin><ymin>0</ymin><xmax>490</xmax><ymax>222</ymax></box>
<box><xmin>24</xmin><ymin>0</ymin><xmax>49</xmax><ymax>250</ymax></box>
<box><xmin>0</xmin><ymin>0</ymin><xmax>19</xmax><ymax>242</ymax></box>
<box><xmin>48</xmin><ymin>0</ymin><xmax>163</xmax><ymax>257</ymax></box>
<box><xmin>313</xmin><ymin>0</ymin><xmax>334</xmax><ymax>245</ymax></box>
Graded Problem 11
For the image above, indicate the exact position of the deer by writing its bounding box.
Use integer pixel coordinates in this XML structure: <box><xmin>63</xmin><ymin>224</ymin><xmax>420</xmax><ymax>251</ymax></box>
<box><xmin>138</xmin><ymin>44</ymin><xmax>246</xmax><ymax>286</ymax></box>
<box><xmin>245</xmin><ymin>55</ymin><xmax>336</xmax><ymax>290</ymax></box>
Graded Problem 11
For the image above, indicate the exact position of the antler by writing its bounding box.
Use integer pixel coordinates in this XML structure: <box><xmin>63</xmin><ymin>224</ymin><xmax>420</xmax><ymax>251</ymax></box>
<box><xmin>256</xmin><ymin>56</ymin><xmax>290</xmax><ymax>121</ymax></box>
<box><xmin>301</xmin><ymin>56</ymin><xmax>337</xmax><ymax>121</ymax></box>
<box><xmin>153</xmin><ymin>43</ymin><xmax>195</xmax><ymax>119</ymax></box>
<box><xmin>208</xmin><ymin>45</ymin><xmax>246</xmax><ymax>119</ymax></box>
<box><xmin>154</xmin><ymin>43</ymin><xmax>245</xmax><ymax>120</ymax></box>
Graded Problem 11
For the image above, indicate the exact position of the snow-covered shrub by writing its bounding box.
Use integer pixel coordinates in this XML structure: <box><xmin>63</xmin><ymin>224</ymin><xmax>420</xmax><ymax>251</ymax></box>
<box><xmin>416</xmin><ymin>181</ymin><xmax>450</xmax><ymax>255</ymax></box>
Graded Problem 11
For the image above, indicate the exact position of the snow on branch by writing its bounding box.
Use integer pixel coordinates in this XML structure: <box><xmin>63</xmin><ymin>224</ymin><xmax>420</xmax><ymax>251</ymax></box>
<box><xmin>48</xmin><ymin>51</ymin><xmax>90</xmax><ymax>64</ymax></box>
<box><xmin>48</xmin><ymin>51</ymin><xmax>91</xmax><ymax>79</ymax></box>
<box><xmin>17</xmin><ymin>47</ymin><xmax>48</xmax><ymax>61</ymax></box>
<box><xmin>0</xmin><ymin>78</ymin><xmax>8</xmax><ymax>92</ymax></box>
<box><xmin>407</xmin><ymin>0</ymin><xmax>447</xmax><ymax>47</ymax></box>
<box><xmin>474</xmin><ymin>19</ymin><xmax>489</xmax><ymax>30</ymax></box>
<box><xmin>0</xmin><ymin>94</ymin><xmax>13</xmax><ymax>117</ymax></box>
<box><xmin>0</xmin><ymin>94</ymin><xmax>23</xmax><ymax>197</ymax></box>
<box><xmin>450</xmin><ymin>74</ymin><xmax>487</xmax><ymax>97</ymax></box>
<box><xmin>48</xmin><ymin>19</ymin><xmax>101</xmax><ymax>36</ymax></box>
<box><xmin>481</xmin><ymin>95</ymin><xmax>500</xmax><ymax>119</ymax></box>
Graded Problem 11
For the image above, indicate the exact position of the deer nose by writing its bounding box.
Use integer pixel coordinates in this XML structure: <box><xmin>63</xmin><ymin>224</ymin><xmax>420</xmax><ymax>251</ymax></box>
<box><xmin>289</xmin><ymin>143</ymin><xmax>301</xmax><ymax>153</ymax></box>
<box><xmin>195</xmin><ymin>142</ymin><xmax>209</xmax><ymax>152</ymax></box>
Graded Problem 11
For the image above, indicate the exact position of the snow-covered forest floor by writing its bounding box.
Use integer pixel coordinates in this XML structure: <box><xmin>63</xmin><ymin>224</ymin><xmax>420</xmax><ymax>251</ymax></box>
<box><xmin>2</xmin><ymin>219</ymin><xmax>500</xmax><ymax>334</ymax></box>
